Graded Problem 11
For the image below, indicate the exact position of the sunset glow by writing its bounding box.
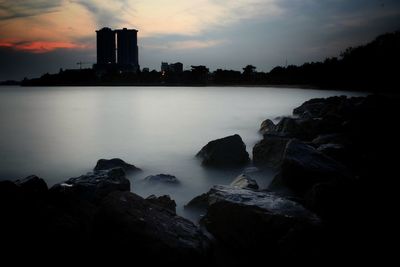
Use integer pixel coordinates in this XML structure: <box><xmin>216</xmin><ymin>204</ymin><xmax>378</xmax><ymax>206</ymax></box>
<box><xmin>1</xmin><ymin>0</ymin><xmax>399</xmax><ymax>80</ymax></box>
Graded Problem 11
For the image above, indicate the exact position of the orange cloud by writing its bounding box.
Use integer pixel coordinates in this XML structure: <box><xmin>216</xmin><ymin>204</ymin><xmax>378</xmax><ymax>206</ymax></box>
<box><xmin>0</xmin><ymin>39</ymin><xmax>87</xmax><ymax>53</ymax></box>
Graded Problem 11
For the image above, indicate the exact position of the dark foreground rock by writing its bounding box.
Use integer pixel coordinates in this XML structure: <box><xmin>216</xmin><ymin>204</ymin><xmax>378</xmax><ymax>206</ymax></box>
<box><xmin>50</xmin><ymin>168</ymin><xmax>130</xmax><ymax>202</ymax></box>
<box><xmin>253</xmin><ymin>135</ymin><xmax>290</xmax><ymax>168</ymax></box>
<box><xmin>94</xmin><ymin>158</ymin><xmax>141</xmax><ymax>172</ymax></box>
<box><xmin>146</xmin><ymin>194</ymin><xmax>177</xmax><ymax>213</ymax></box>
<box><xmin>196</xmin><ymin>134</ymin><xmax>250</xmax><ymax>167</ymax></box>
<box><xmin>186</xmin><ymin>185</ymin><xmax>322</xmax><ymax>262</ymax></box>
<box><xmin>1</xmin><ymin>171</ymin><xmax>211</xmax><ymax>265</ymax></box>
<box><xmin>93</xmin><ymin>191</ymin><xmax>210</xmax><ymax>264</ymax></box>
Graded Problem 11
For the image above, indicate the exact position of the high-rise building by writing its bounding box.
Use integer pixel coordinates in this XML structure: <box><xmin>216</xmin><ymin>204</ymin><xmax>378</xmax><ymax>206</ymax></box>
<box><xmin>116</xmin><ymin>28</ymin><xmax>139</xmax><ymax>71</ymax></box>
<box><xmin>96</xmin><ymin>27</ymin><xmax>116</xmax><ymax>65</ymax></box>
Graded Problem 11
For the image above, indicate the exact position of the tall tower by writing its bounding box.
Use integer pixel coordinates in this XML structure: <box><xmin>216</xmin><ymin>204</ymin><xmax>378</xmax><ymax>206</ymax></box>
<box><xmin>116</xmin><ymin>28</ymin><xmax>139</xmax><ymax>71</ymax></box>
<box><xmin>96</xmin><ymin>27</ymin><xmax>116</xmax><ymax>65</ymax></box>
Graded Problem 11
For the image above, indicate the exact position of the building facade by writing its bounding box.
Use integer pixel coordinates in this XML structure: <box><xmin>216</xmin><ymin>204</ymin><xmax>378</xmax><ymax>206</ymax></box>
<box><xmin>95</xmin><ymin>27</ymin><xmax>139</xmax><ymax>72</ymax></box>
<box><xmin>96</xmin><ymin>27</ymin><xmax>116</xmax><ymax>65</ymax></box>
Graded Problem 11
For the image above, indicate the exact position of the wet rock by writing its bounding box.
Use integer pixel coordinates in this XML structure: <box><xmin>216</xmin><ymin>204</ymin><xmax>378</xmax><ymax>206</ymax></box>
<box><xmin>259</xmin><ymin>119</ymin><xmax>275</xmax><ymax>135</ymax></box>
<box><xmin>146</xmin><ymin>194</ymin><xmax>177</xmax><ymax>213</ymax></box>
<box><xmin>270</xmin><ymin>140</ymin><xmax>351</xmax><ymax>196</ymax></box>
<box><xmin>94</xmin><ymin>158</ymin><xmax>141</xmax><ymax>173</ymax></box>
<box><xmin>50</xmin><ymin>168</ymin><xmax>130</xmax><ymax>202</ymax></box>
<box><xmin>187</xmin><ymin>185</ymin><xmax>321</xmax><ymax>260</ymax></box>
<box><xmin>144</xmin><ymin>174</ymin><xmax>180</xmax><ymax>184</ymax></box>
<box><xmin>293</xmin><ymin>95</ymin><xmax>348</xmax><ymax>119</ymax></box>
<box><xmin>15</xmin><ymin>175</ymin><xmax>48</xmax><ymax>193</ymax></box>
<box><xmin>93</xmin><ymin>191</ymin><xmax>211</xmax><ymax>264</ymax></box>
<box><xmin>312</xmin><ymin>133</ymin><xmax>350</xmax><ymax>146</ymax></box>
<box><xmin>196</xmin><ymin>134</ymin><xmax>250</xmax><ymax>167</ymax></box>
<box><xmin>253</xmin><ymin>135</ymin><xmax>291</xmax><ymax>168</ymax></box>
<box><xmin>273</xmin><ymin>117</ymin><xmax>329</xmax><ymax>141</ymax></box>
<box><xmin>184</xmin><ymin>193</ymin><xmax>210</xmax><ymax>212</ymax></box>
<box><xmin>230</xmin><ymin>174</ymin><xmax>259</xmax><ymax>190</ymax></box>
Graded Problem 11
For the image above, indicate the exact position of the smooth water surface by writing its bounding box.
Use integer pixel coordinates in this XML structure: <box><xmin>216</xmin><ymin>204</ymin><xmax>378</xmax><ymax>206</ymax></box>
<box><xmin>0</xmin><ymin>86</ymin><xmax>364</xmax><ymax>215</ymax></box>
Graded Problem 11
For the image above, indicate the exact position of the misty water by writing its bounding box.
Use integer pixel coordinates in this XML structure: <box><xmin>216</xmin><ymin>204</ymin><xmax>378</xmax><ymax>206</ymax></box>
<box><xmin>0</xmin><ymin>86</ymin><xmax>364</xmax><ymax>217</ymax></box>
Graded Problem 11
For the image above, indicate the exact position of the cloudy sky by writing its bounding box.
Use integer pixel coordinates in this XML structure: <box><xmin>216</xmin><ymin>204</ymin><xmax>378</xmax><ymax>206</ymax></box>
<box><xmin>0</xmin><ymin>0</ymin><xmax>399</xmax><ymax>80</ymax></box>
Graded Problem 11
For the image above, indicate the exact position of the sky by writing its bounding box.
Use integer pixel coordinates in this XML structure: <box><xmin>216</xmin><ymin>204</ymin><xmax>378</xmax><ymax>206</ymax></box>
<box><xmin>0</xmin><ymin>0</ymin><xmax>399</xmax><ymax>80</ymax></box>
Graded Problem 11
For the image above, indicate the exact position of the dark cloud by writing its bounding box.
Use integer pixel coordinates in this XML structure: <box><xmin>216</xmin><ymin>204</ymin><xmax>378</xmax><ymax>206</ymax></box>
<box><xmin>73</xmin><ymin>0</ymin><xmax>131</xmax><ymax>28</ymax></box>
<box><xmin>0</xmin><ymin>47</ymin><xmax>95</xmax><ymax>81</ymax></box>
<box><xmin>0</xmin><ymin>0</ymin><xmax>63</xmax><ymax>20</ymax></box>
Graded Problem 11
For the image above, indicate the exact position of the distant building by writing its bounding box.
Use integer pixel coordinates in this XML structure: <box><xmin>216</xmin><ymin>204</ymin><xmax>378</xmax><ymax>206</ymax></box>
<box><xmin>96</xmin><ymin>27</ymin><xmax>116</xmax><ymax>65</ymax></box>
<box><xmin>161</xmin><ymin>62</ymin><xmax>183</xmax><ymax>73</ymax></box>
<box><xmin>94</xmin><ymin>27</ymin><xmax>139</xmax><ymax>72</ymax></box>
<box><xmin>116</xmin><ymin>28</ymin><xmax>139</xmax><ymax>72</ymax></box>
<box><xmin>161</xmin><ymin>62</ymin><xmax>169</xmax><ymax>73</ymax></box>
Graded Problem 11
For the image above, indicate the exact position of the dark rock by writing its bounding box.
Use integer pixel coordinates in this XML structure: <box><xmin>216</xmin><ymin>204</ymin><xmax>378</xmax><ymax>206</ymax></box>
<box><xmin>184</xmin><ymin>192</ymin><xmax>210</xmax><ymax>212</ymax></box>
<box><xmin>293</xmin><ymin>95</ymin><xmax>347</xmax><ymax>119</ymax></box>
<box><xmin>146</xmin><ymin>194</ymin><xmax>177</xmax><ymax>213</ymax></box>
<box><xmin>94</xmin><ymin>158</ymin><xmax>141</xmax><ymax>173</ymax></box>
<box><xmin>273</xmin><ymin>117</ymin><xmax>332</xmax><ymax>141</ymax></box>
<box><xmin>230</xmin><ymin>174</ymin><xmax>259</xmax><ymax>190</ymax></box>
<box><xmin>312</xmin><ymin>133</ymin><xmax>350</xmax><ymax>146</ymax></box>
<box><xmin>317</xmin><ymin>143</ymin><xmax>347</xmax><ymax>163</ymax></box>
<box><xmin>259</xmin><ymin>119</ymin><xmax>275</xmax><ymax>135</ymax></box>
<box><xmin>188</xmin><ymin>185</ymin><xmax>321</xmax><ymax>260</ymax></box>
<box><xmin>15</xmin><ymin>175</ymin><xmax>48</xmax><ymax>193</ymax></box>
<box><xmin>196</xmin><ymin>134</ymin><xmax>250</xmax><ymax>167</ymax></box>
<box><xmin>144</xmin><ymin>174</ymin><xmax>180</xmax><ymax>184</ymax></box>
<box><xmin>93</xmin><ymin>191</ymin><xmax>211</xmax><ymax>264</ymax></box>
<box><xmin>253</xmin><ymin>135</ymin><xmax>291</xmax><ymax>168</ymax></box>
<box><xmin>50</xmin><ymin>168</ymin><xmax>130</xmax><ymax>202</ymax></box>
<box><xmin>270</xmin><ymin>140</ymin><xmax>351</xmax><ymax>196</ymax></box>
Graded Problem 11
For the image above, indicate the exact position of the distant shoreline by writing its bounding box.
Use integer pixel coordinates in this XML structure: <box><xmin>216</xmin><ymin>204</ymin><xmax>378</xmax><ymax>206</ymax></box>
<box><xmin>0</xmin><ymin>82</ymin><xmax>364</xmax><ymax>92</ymax></box>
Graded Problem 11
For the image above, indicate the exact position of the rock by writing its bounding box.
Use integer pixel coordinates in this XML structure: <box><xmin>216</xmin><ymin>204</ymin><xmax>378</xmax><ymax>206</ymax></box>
<box><xmin>144</xmin><ymin>174</ymin><xmax>180</xmax><ymax>184</ymax></box>
<box><xmin>273</xmin><ymin>117</ymin><xmax>330</xmax><ymax>141</ymax></box>
<box><xmin>259</xmin><ymin>119</ymin><xmax>275</xmax><ymax>135</ymax></box>
<box><xmin>312</xmin><ymin>133</ymin><xmax>350</xmax><ymax>146</ymax></box>
<box><xmin>253</xmin><ymin>135</ymin><xmax>291</xmax><ymax>168</ymax></box>
<box><xmin>94</xmin><ymin>158</ymin><xmax>141</xmax><ymax>173</ymax></box>
<box><xmin>93</xmin><ymin>191</ymin><xmax>211</xmax><ymax>264</ymax></box>
<box><xmin>187</xmin><ymin>185</ymin><xmax>321</xmax><ymax>260</ymax></box>
<box><xmin>270</xmin><ymin>140</ymin><xmax>351</xmax><ymax>196</ymax></box>
<box><xmin>50</xmin><ymin>168</ymin><xmax>130</xmax><ymax>202</ymax></box>
<box><xmin>15</xmin><ymin>175</ymin><xmax>48</xmax><ymax>193</ymax></box>
<box><xmin>293</xmin><ymin>95</ymin><xmax>348</xmax><ymax>119</ymax></box>
<box><xmin>184</xmin><ymin>192</ymin><xmax>210</xmax><ymax>212</ymax></box>
<box><xmin>317</xmin><ymin>143</ymin><xmax>347</xmax><ymax>163</ymax></box>
<box><xmin>146</xmin><ymin>194</ymin><xmax>177</xmax><ymax>213</ymax></box>
<box><xmin>230</xmin><ymin>174</ymin><xmax>259</xmax><ymax>190</ymax></box>
<box><xmin>196</xmin><ymin>134</ymin><xmax>250</xmax><ymax>167</ymax></box>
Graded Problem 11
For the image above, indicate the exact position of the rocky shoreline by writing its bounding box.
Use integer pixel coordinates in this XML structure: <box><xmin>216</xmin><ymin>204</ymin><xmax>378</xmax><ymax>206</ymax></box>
<box><xmin>1</xmin><ymin>94</ymin><xmax>390</xmax><ymax>264</ymax></box>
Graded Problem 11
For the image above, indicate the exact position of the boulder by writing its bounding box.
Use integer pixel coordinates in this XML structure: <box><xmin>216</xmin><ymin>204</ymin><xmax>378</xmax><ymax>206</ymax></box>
<box><xmin>15</xmin><ymin>175</ymin><xmax>48</xmax><ymax>193</ymax></box>
<box><xmin>270</xmin><ymin>140</ymin><xmax>351</xmax><ymax>196</ymax></box>
<box><xmin>146</xmin><ymin>194</ymin><xmax>177</xmax><ymax>213</ymax></box>
<box><xmin>253</xmin><ymin>135</ymin><xmax>291</xmax><ymax>168</ymax></box>
<box><xmin>196</xmin><ymin>134</ymin><xmax>250</xmax><ymax>167</ymax></box>
<box><xmin>293</xmin><ymin>95</ymin><xmax>347</xmax><ymax>119</ymax></box>
<box><xmin>187</xmin><ymin>185</ymin><xmax>321</xmax><ymax>260</ymax></box>
<box><xmin>93</xmin><ymin>191</ymin><xmax>211</xmax><ymax>264</ymax></box>
<box><xmin>259</xmin><ymin>119</ymin><xmax>275</xmax><ymax>135</ymax></box>
<box><xmin>50</xmin><ymin>168</ymin><xmax>130</xmax><ymax>202</ymax></box>
<box><xmin>273</xmin><ymin>117</ymin><xmax>329</xmax><ymax>141</ymax></box>
<box><xmin>144</xmin><ymin>174</ymin><xmax>180</xmax><ymax>184</ymax></box>
<box><xmin>230</xmin><ymin>174</ymin><xmax>259</xmax><ymax>190</ymax></box>
<box><xmin>94</xmin><ymin>158</ymin><xmax>141</xmax><ymax>173</ymax></box>
<box><xmin>312</xmin><ymin>133</ymin><xmax>350</xmax><ymax>146</ymax></box>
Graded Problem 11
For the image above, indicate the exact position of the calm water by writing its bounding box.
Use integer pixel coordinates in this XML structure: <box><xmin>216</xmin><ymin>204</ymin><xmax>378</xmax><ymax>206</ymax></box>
<box><xmin>0</xmin><ymin>86</ymin><xmax>364</xmax><ymax>215</ymax></box>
